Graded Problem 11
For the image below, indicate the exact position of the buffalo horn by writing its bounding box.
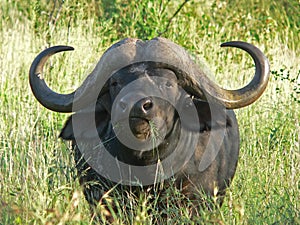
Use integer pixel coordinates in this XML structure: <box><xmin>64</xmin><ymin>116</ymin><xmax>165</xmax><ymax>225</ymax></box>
<box><xmin>29</xmin><ymin>38</ymin><xmax>269</xmax><ymax>112</ymax></box>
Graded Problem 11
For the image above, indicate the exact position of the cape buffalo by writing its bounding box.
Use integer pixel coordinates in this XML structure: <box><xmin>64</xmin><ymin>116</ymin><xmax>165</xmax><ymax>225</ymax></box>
<box><xmin>29</xmin><ymin>37</ymin><xmax>269</xmax><ymax>220</ymax></box>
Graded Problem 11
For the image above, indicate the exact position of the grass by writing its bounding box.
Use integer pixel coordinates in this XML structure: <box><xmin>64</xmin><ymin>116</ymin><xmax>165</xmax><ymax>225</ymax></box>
<box><xmin>0</xmin><ymin>0</ymin><xmax>299</xmax><ymax>224</ymax></box>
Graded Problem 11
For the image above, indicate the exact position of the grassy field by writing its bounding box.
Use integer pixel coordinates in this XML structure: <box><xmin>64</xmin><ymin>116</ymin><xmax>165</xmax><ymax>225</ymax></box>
<box><xmin>0</xmin><ymin>0</ymin><xmax>299</xmax><ymax>224</ymax></box>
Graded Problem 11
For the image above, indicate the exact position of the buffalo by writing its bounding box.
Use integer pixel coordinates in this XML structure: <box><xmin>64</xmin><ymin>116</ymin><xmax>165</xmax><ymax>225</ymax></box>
<box><xmin>29</xmin><ymin>37</ymin><xmax>269</xmax><ymax>221</ymax></box>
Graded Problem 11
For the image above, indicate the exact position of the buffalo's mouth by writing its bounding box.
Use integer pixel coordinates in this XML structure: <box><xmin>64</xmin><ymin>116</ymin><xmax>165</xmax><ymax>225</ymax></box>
<box><xmin>129</xmin><ymin>117</ymin><xmax>151</xmax><ymax>140</ymax></box>
<box><xmin>114</xmin><ymin>117</ymin><xmax>157</xmax><ymax>140</ymax></box>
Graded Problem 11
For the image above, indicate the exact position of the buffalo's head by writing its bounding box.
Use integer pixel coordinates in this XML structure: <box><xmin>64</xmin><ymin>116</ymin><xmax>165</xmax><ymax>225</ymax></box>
<box><xmin>29</xmin><ymin>38</ymin><xmax>269</xmax><ymax>113</ymax></box>
<box><xmin>110</xmin><ymin>63</ymin><xmax>181</xmax><ymax>141</ymax></box>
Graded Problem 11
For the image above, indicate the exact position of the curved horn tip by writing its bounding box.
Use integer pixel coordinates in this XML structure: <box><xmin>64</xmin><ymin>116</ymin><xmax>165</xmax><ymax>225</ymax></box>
<box><xmin>43</xmin><ymin>45</ymin><xmax>75</xmax><ymax>54</ymax></box>
<box><xmin>220</xmin><ymin>41</ymin><xmax>252</xmax><ymax>48</ymax></box>
<box><xmin>220</xmin><ymin>41</ymin><xmax>269</xmax><ymax>69</ymax></box>
<box><xmin>30</xmin><ymin>45</ymin><xmax>75</xmax><ymax>75</ymax></box>
<box><xmin>220</xmin><ymin>41</ymin><xmax>268</xmax><ymax>57</ymax></box>
<box><xmin>29</xmin><ymin>45</ymin><xmax>76</xmax><ymax>113</ymax></box>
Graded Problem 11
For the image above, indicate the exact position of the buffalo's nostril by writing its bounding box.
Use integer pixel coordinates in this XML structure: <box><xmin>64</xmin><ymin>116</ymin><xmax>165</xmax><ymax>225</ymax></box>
<box><xmin>142</xmin><ymin>99</ymin><xmax>153</xmax><ymax>112</ymax></box>
<box><xmin>119</xmin><ymin>101</ymin><xmax>127</xmax><ymax>111</ymax></box>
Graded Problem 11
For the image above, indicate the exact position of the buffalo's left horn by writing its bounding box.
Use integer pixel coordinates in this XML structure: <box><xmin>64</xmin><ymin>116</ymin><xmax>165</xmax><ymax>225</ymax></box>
<box><xmin>198</xmin><ymin>41</ymin><xmax>270</xmax><ymax>109</ymax></box>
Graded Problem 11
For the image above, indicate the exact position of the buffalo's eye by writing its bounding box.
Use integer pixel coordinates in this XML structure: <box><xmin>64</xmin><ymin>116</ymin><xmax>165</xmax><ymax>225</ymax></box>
<box><xmin>165</xmin><ymin>81</ymin><xmax>173</xmax><ymax>88</ymax></box>
<box><xmin>111</xmin><ymin>81</ymin><xmax>118</xmax><ymax>87</ymax></box>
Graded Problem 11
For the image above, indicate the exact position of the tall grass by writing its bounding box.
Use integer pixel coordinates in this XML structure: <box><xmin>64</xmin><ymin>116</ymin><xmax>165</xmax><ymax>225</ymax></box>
<box><xmin>0</xmin><ymin>0</ymin><xmax>299</xmax><ymax>224</ymax></box>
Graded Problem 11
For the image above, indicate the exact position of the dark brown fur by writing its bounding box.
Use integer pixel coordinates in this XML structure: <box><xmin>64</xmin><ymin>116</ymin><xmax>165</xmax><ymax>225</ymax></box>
<box><xmin>60</xmin><ymin>63</ymin><xmax>240</xmax><ymax>221</ymax></box>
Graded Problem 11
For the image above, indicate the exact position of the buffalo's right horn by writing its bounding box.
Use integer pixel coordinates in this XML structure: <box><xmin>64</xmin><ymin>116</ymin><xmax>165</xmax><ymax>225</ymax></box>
<box><xmin>29</xmin><ymin>46</ymin><xmax>111</xmax><ymax>113</ymax></box>
<box><xmin>29</xmin><ymin>46</ymin><xmax>76</xmax><ymax>112</ymax></box>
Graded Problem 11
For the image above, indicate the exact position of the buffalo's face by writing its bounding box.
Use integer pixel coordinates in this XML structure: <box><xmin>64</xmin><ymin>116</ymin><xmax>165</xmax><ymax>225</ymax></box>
<box><xmin>108</xmin><ymin>63</ymin><xmax>181</xmax><ymax>141</ymax></box>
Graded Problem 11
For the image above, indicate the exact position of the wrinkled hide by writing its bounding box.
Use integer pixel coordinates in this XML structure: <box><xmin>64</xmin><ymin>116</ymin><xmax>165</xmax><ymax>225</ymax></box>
<box><xmin>29</xmin><ymin>37</ymin><xmax>269</xmax><ymax>221</ymax></box>
<box><xmin>59</xmin><ymin>63</ymin><xmax>240</xmax><ymax>218</ymax></box>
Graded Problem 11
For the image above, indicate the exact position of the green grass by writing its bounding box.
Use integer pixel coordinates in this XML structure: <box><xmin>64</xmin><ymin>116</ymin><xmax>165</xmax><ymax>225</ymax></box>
<box><xmin>0</xmin><ymin>0</ymin><xmax>299</xmax><ymax>224</ymax></box>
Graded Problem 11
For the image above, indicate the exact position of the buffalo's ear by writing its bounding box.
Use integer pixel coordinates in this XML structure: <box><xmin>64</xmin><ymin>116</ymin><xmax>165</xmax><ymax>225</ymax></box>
<box><xmin>98</xmin><ymin>92</ymin><xmax>112</xmax><ymax>114</ymax></box>
<box><xmin>194</xmin><ymin>98</ymin><xmax>227</xmax><ymax>129</ymax></box>
<box><xmin>59</xmin><ymin>90</ymin><xmax>112</xmax><ymax>141</ymax></box>
<box><xmin>192</xmin><ymin>99</ymin><xmax>212</xmax><ymax>123</ymax></box>
<box><xmin>59</xmin><ymin>116</ymin><xmax>74</xmax><ymax>140</ymax></box>
<box><xmin>178</xmin><ymin>96</ymin><xmax>227</xmax><ymax>131</ymax></box>
<box><xmin>59</xmin><ymin>104</ymin><xmax>110</xmax><ymax>140</ymax></box>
